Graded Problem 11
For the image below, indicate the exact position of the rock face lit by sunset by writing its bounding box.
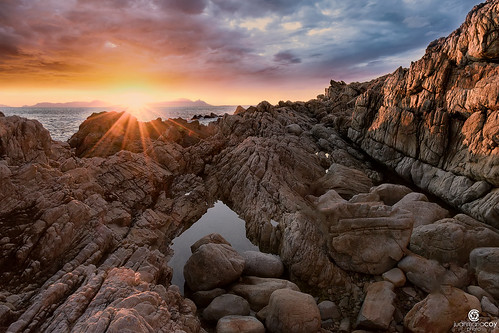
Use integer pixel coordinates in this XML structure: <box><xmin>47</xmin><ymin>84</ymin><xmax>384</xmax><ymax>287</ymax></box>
<box><xmin>0</xmin><ymin>0</ymin><xmax>478</xmax><ymax>106</ymax></box>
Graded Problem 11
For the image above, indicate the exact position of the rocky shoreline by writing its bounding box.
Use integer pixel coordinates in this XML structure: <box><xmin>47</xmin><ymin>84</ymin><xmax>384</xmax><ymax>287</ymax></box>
<box><xmin>1</xmin><ymin>1</ymin><xmax>498</xmax><ymax>332</ymax></box>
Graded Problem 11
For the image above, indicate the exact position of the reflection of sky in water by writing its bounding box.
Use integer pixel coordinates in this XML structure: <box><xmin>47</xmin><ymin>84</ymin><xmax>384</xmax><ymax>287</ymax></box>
<box><xmin>169</xmin><ymin>201</ymin><xmax>259</xmax><ymax>294</ymax></box>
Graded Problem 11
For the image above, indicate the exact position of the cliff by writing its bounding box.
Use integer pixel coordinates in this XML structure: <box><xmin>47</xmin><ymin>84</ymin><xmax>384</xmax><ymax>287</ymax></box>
<box><xmin>342</xmin><ymin>0</ymin><xmax>498</xmax><ymax>226</ymax></box>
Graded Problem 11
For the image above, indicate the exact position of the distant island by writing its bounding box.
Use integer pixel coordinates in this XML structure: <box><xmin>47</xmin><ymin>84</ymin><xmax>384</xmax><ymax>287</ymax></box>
<box><xmin>147</xmin><ymin>99</ymin><xmax>212</xmax><ymax>107</ymax></box>
<box><xmin>23</xmin><ymin>100</ymin><xmax>112</xmax><ymax>108</ymax></box>
<box><xmin>21</xmin><ymin>98</ymin><xmax>212</xmax><ymax>108</ymax></box>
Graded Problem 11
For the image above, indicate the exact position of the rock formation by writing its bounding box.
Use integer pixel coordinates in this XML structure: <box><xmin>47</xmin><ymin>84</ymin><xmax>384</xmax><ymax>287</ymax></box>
<box><xmin>0</xmin><ymin>1</ymin><xmax>498</xmax><ymax>332</ymax></box>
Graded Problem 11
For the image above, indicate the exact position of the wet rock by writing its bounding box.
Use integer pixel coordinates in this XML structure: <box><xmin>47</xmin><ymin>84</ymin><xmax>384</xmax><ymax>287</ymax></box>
<box><xmin>404</xmin><ymin>286</ymin><xmax>481</xmax><ymax>333</ymax></box>
<box><xmin>230</xmin><ymin>276</ymin><xmax>300</xmax><ymax>311</ymax></box>
<box><xmin>356</xmin><ymin>281</ymin><xmax>396</xmax><ymax>331</ymax></box>
<box><xmin>184</xmin><ymin>243</ymin><xmax>245</xmax><ymax>292</ymax></box>
<box><xmin>470</xmin><ymin>247</ymin><xmax>499</xmax><ymax>299</ymax></box>
<box><xmin>393</xmin><ymin>192</ymin><xmax>449</xmax><ymax>227</ymax></box>
<box><xmin>382</xmin><ymin>268</ymin><xmax>406</xmax><ymax>288</ymax></box>
<box><xmin>410</xmin><ymin>214</ymin><xmax>499</xmax><ymax>264</ymax></box>
<box><xmin>202</xmin><ymin>294</ymin><xmax>250</xmax><ymax>322</ymax></box>
<box><xmin>326</xmin><ymin>202</ymin><xmax>414</xmax><ymax>274</ymax></box>
<box><xmin>318</xmin><ymin>300</ymin><xmax>341</xmax><ymax>321</ymax></box>
<box><xmin>190</xmin><ymin>233</ymin><xmax>232</xmax><ymax>253</ymax></box>
<box><xmin>191</xmin><ymin>288</ymin><xmax>226</xmax><ymax>308</ymax></box>
<box><xmin>266</xmin><ymin>289</ymin><xmax>321</xmax><ymax>333</ymax></box>
<box><xmin>242</xmin><ymin>251</ymin><xmax>284</xmax><ymax>278</ymax></box>
<box><xmin>216</xmin><ymin>315</ymin><xmax>265</xmax><ymax>333</ymax></box>
<box><xmin>398</xmin><ymin>253</ymin><xmax>469</xmax><ymax>293</ymax></box>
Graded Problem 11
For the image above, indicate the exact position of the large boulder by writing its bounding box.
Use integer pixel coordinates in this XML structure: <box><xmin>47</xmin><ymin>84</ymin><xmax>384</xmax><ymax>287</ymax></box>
<box><xmin>326</xmin><ymin>202</ymin><xmax>414</xmax><ymax>274</ymax></box>
<box><xmin>470</xmin><ymin>247</ymin><xmax>499</xmax><ymax>299</ymax></box>
<box><xmin>184</xmin><ymin>243</ymin><xmax>245</xmax><ymax>292</ymax></box>
<box><xmin>190</xmin><ymin>233</ymin><xmax>232</xmax><ymax>253</ymax></box>
<box><xmin>404</xmin><ymin>286</ymin><xmax>481</xmax><ymax>333</ymax></box>
<box><xmin>202</xmin><ymin>294</ymin><xmax>250</xmax><ymax>322</ymax></box>
<box><xmin>356</xmin><ymin>281</ymin><xmax>396</xmax><ymax>331</ymax></box>
<box><xmin>216</xmin><ymin>315</ymin><xmax>265</xmax><ymax>333</ymax></box>
<box><xmin>241</xmin><ymin>251</ymin><xmax>284</xmax><ymax>278</ymax></box>
<box><xmin>230</xmin><ymin>276</ymin><xmax>300</xmax><ymax>311</ymax></box>
<box><xmin>265</xmin><ymin>289</ymin><xmax>321</xmax><ymax>333</ymax></box>
<box><xmin>410</xmin><ymin>214</ymin><xmax>499</xmax><ymax>264</ymax></box>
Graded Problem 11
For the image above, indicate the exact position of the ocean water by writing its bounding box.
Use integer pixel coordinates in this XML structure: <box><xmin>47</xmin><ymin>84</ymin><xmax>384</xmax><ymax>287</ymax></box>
<box><xmin>169</xmin><ymin>201</ymin><xmax>259</xmax><ymax>294</ymax></box>
<box><xmin>0</xmin><ymin>105</ymin><xmax>238</xmax><ymax>142</ymax></box>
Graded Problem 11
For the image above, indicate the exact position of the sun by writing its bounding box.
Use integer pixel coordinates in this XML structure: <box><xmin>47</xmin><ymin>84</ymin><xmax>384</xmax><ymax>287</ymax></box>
<box><xmin>116</xmin><ymin>92</ymin><xmax>156</xmax><ymax>120</ymax></box>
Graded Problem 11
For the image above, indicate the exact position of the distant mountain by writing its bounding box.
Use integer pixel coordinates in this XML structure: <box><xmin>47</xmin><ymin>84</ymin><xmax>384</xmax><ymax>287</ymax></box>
<box><xmin>0</xmin><ymin>104</ymin><xmax>10</xmax><ymax>107</ymax></box>
<box><xmin>148</xmin><ymin>99</ymin><xmax>211</xmax><ymax>107</ymax></box>
<box><xmin>25</xmin><ymin>100</ymin><xmax>111</xmax><ymax>108</ymax></box>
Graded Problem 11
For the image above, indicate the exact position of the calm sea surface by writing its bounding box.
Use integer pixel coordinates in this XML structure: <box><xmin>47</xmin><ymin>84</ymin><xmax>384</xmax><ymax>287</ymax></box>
<box><xmin>0</xmin><ymin>105</ymin><xmax>239</xmax><ymax>141</ymax></box>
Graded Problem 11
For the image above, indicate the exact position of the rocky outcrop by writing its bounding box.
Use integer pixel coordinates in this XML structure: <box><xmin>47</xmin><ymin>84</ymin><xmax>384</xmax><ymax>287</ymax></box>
<box><xmin>345</xmin><ymin>0</ymin><xmax>499</xmax><ymax>227</ymax></box>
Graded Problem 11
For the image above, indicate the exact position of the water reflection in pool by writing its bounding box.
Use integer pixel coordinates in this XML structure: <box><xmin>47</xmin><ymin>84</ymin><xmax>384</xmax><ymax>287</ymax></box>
<box><xmin>169</xmin><ymin>201</ymin><xmax>259</xmax><ymax>293</ymax></box>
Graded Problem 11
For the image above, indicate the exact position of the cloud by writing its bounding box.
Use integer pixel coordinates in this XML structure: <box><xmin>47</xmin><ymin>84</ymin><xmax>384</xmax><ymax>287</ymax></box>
<box><xmin>274</xmin><ymin>51</ymin><xmax>301</xmax><ymax>64</ymax></box>
<box><xmin>0</xmin><ymin>0</ymin><xmax>483</xmax><ymax>102</ymax></box>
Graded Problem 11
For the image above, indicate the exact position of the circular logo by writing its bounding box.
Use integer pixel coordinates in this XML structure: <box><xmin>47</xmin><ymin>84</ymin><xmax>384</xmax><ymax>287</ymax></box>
<box><xmin>468</xmin><ymin>309</ymin><xmax>480</xmax><ymax>322</ymax></box>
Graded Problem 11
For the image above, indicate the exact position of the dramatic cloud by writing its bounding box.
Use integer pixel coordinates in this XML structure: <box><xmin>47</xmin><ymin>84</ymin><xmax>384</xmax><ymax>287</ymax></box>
<box><xmin>0</xmin><ymin>0</ymin><xmax>482</xmax><ymax>105</ymax></box>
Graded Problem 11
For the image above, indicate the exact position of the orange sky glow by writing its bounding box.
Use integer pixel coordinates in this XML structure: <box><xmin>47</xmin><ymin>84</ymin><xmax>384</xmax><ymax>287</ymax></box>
<box><xmin>0</xmin><ymin>0</ymin><xmax>479</xmax><ymax>107</ymax></box>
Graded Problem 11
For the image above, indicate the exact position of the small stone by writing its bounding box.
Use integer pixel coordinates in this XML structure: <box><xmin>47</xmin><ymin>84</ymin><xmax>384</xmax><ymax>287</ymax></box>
<box><xmin>356</xmin><ymin>281</ymin><xmax>396</xmax><ymax>330</ymax></box>
<box><xmin>191</xmin><ymin>288</ymin><xmax>226</xmax><ymax>308</ymax></box>
<box><xmin>202</xmin><ymin>294</ymin><xmax>250</xmax><ymax>322</ymax></box>
<box><xmin>467</xmin><ymin>285</ymin><xmax>495</xmax><ymax>302</ymax></box>
<box><xmin>318</xmin><ymin>300</ymin><xmax>341</xmax><ymax>320</ymax></box>
<box><xmin>382</xmin><ymin>268</ymin><xmax>406</xmax><ymax>287</ymax></box>
<box><xmin>216</xmin><ymin>315</ymin><xmax>265</xmax><ymax>333</ymax></box>
<box><xmin>481</xmin><ymin>296</ymin><xmax>499</xmax><ymax>316</ymax></box>
<box><xmin>339</xmin><ymin>318</ymin><xmax>350</xmax><ymax>332</ymax></box>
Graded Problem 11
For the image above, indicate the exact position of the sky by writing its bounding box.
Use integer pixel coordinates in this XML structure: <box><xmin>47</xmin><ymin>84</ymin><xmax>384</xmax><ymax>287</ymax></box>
<box><xmin>0</xmin><ymin>0</ymin><xmax>482</xmax><ymax>106</ymax></box>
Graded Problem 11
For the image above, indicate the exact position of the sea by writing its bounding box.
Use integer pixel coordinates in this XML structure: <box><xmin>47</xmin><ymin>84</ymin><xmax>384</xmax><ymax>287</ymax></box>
<box><xmin>0</xmin><ymin>105</ymin><xmax>240</xmax><ymax>142</ymax></box>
